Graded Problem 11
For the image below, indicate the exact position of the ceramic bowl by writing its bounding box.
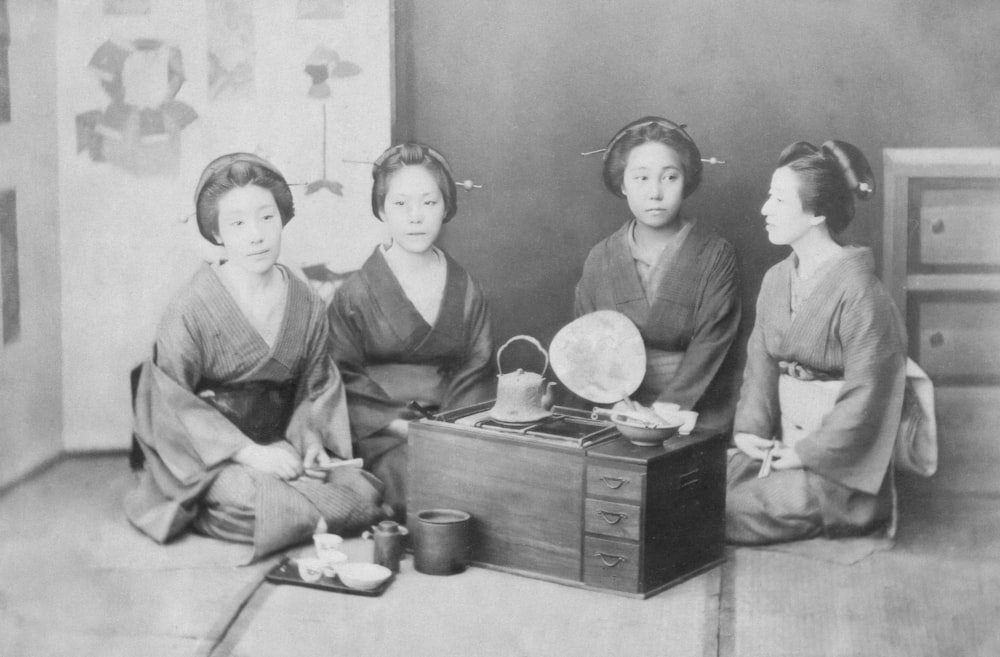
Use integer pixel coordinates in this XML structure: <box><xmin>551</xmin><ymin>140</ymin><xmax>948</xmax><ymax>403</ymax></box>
<box><xmin>318</xmin><ymin>550</ymin><xmax>349</xmax><ymax>578</ymax></box>
<box><xmin>296</xmin><ymin>557</ymin><xmax>325</xmax><ymax>583</ymax></box>
<box><xmin>336</xmin><ymin>562</ymin><xmax>392</xmax><ymax>591</ymax></box>
<box><xmin>612</xmin><ymin>416</ymin><xmax>681</xmax><ymax>446</ymax></box>
<box><xmin>313</xmin><ymin>533</ymin><xmax>344</xmax><ymax>560</ymax></box>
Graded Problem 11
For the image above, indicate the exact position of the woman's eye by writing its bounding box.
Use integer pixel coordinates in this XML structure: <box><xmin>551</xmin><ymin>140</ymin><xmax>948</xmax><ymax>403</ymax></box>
<box><xmin>393</xmin><ymin>200</ymin><xmax>405</xmax><ymax>206</ymax></box>
<box><xmin>425</xmin><ymin>200</ymin><xmax>438</xmax><ymax>206</ymax></box>
<box><xmin>231</xmin><ymin>220</ymin><xmax>244</xmax><ymax>227</ymax></box>
<box><xmin>263</xmin><ymin>214</ymin><xmax>275</xmax><ymax>221</ymax></box>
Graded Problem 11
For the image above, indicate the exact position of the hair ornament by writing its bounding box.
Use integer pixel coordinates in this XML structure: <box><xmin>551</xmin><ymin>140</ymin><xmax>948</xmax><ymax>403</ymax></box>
<box><xmin>582</xmin><ymin>117</ymin><xmax>724</xmax><ymax>164</ymax></box>
<box><xmin>345</xmin><ymin>155</ymin><xmax>484</xmax><ymax>191</ymax></box>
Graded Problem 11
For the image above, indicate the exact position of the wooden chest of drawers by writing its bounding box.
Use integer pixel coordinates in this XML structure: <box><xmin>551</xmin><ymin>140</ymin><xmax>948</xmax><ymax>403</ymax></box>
<box><xmin>407</xmin><ymin>413</ymin><xmax>727</xmax><ymax>598</ymax></box>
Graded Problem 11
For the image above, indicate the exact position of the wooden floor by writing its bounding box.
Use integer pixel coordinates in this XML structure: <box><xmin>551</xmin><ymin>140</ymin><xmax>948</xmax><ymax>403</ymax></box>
<box><xmin>0</xmin><ymin>454</ymin><xmax>997</xmax><ymax>657</ymax></box>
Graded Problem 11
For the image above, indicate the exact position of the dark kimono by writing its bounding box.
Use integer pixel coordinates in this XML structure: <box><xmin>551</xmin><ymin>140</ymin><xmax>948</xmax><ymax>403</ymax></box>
<box><xmin>574</xmin><ymin>219</ymin><xmax>741</xmax><ymax>432</ymax></box>
<box><xmin>125</xmin><ymin>264</ymin><xmax>386</xmax><ymax>561</ymax></box>
<box><xmin>327</xmin><ymin>248</ymin><xmax>494</xmax><ymax>514</ymax></box>
<box><xmin>726</xmin><ymin>248</ymin><xmax>907</xmax><ymax>545</ymax></box>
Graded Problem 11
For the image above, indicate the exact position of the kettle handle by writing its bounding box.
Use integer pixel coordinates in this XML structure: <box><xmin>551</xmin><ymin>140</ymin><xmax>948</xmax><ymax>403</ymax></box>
<box><xmin>496</xmin><ymin>335</ymin><xmax>549</xmax><ymax>376</ymax></box>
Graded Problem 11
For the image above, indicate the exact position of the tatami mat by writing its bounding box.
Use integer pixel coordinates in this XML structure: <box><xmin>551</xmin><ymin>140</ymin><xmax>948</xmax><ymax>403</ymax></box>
<box><xmin>215</xmin><ymin>538</ymin><xmax>722</xmax><ymax>657</ymax></box>
<box><xmin>0</xmin><ymin>456</ymin><xmax>273</xmax><ymax>657</ymax></box>
<box><xmin>2</xmin><ymin>455</ymin><xmax>998</xmax><ymax>657</ymax></box>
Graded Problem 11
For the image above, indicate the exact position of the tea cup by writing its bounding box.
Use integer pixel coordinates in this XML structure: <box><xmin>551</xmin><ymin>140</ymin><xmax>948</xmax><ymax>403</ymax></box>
<box><xmin>313</xmin><ymin>533</ymin><xmax>344</xmax><ymax>560</ymax></box>
<box><xmin>296</xmin><ymin>557</ymin><xmax>324</xmax><ymax>583</ymax></box>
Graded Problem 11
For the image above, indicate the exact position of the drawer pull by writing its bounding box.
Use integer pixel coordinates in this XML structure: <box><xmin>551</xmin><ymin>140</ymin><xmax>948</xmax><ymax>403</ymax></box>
<box><xmin>594</xmin><ymin>552</ymin><xmax>627</xmax><ymax>568</ymax></box>
<box><xmin>679</xmin><ymin>477</ymin><xmax>701</xmax><ymax>490</ymax></box>
<box><xmin>929</xmin><ymin>332</ymin><xmax>944</xmax><ymax>348</ymax></box>
<box><xmin>680</xmin><ymin>467</ymin><xmax>700</xmax><ymax>478</ymax></box>
<box><xmin>596</xmin><ymin>510</ymin><xmax>629</xmax><ymax>525</ymax></box>
<box><xmin>599</xmin><ymin>476</ymin><xmax>627</xmax><ymax>489</ymax></box>
<box><xmin>930</xmin><ymin>219</ymin><xmax>945</xmax><ymax>235</ymax></box>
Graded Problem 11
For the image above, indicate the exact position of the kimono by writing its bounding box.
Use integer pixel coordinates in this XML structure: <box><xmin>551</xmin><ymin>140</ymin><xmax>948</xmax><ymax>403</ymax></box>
<box><xmin>726</xmin><ymin>247</ymin><xmax>907</xmax><ymax>545</ymax></box>
<box><xmin>328</xmin><ymin>248</ymin><xmax>495</xmax><ymax>515</ymax></box>
<box><xmin>574</xmin><ymin>219</ymin><xmax>741</xmax><ymax>432</ymax></box>
<box><xmin>125</xmin><ymin>264</ymin><xmax>386</xmax><ymax>561</ymax></box>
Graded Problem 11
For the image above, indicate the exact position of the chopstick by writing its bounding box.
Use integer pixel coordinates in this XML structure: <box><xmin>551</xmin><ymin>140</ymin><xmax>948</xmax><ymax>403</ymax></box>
<box><xmin>757</xmin><ymin>440</ymin><xmax>777</xmax><ymax>479</ymax></box>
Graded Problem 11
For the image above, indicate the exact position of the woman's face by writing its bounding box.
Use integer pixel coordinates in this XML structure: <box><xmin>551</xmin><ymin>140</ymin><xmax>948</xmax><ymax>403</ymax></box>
<box><xmin>761</xmin><ymin>166</ymin><xmax>820</xmax><ymax>246</ymax></box>
<box><xmin>379</xmin><ymin>165</ymin><xmax>445</xmax><ymax>255</ymax></box>
<box><xmin>621</xmin><ymin>141</ymin><xmax>686</xmax><ymax>230</ymax></box>
<box><xmin>215</xmin><ymin>184</ymin><xmax>283</xmax><ymax>275</ymax></box>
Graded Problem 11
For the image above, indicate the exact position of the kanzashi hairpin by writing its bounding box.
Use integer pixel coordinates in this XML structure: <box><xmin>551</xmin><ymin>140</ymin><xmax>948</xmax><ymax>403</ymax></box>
<box><xmin>580</xmin><ymin>147</ymin><xmax>725</xmax><ymax>164</ymax></box>
<box><xmin>342</xmin><ymin>158</ymin><xmax>484</xmax><ymax>191</ymax></box>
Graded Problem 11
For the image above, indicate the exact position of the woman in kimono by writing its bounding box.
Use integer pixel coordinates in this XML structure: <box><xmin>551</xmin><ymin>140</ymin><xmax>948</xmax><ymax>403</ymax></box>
<box><xmin>575</xmin><ymin>117</ymin><xmax>741</xmax><ymax>432</ymax></box>
<box><xmin>126</xmin><ymin>153</ymin><xmax>387</xmax><ymax>561</ymax></box>
<box><xmin>726</xmin><ymin>140</ymin><xmax>907</xmax><ymax>545</ymax></box>
<box><xmin>328</xmin><ymin>143</ymin><xmax>494</xmax><ymax>517</ymax></box>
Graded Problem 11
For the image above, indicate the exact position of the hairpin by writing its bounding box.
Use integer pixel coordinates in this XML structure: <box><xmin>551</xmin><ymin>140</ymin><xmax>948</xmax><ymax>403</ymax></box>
<box><xmin>342</xmin><ymin>158</ymin><xmax>484</xmax><ymax>191</ymax></box>
<box><xmin>579</xmin><ymin>147</ymin><xmax>725</xmax><ymax>165</ymax></box>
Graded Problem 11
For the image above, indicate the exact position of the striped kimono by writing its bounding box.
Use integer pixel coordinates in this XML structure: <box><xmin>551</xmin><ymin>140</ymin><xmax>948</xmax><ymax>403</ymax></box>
<box><xmin>125</xmin><ymin>264</ymin><xmax>386</xmax><ymax>561</ymax></box>
<box><xmin>726</xmin><ymin>247</ymin><xmax>907</xmax><ymax>544</ymax></box>
<box><xmin>574</xmin><ymin>219</ymin><xmax>741</xmax><ymax>432</ymax></box>
<box><xmin>327</xmin><ymin>247</ymin><xmax>495</xmax><ymax>515</ymax></box>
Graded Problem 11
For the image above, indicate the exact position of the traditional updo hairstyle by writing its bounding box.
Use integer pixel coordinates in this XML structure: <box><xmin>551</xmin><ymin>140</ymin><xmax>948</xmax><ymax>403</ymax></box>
<box><xmin>776</xmin><ymin>140</ymin><xmax>876</xmax><ymax>234</ymax></box>
<box><xmin>602</xmin><ymin>116</ymin><xmax>703</xmax><ymax>199</ymax></box>
<box><xmin>371</xmin><ymin>143</ymin><xmax>458</xmax><ymax>223</ymax></box>
<box><xmin>194</xmin><ymin>153</ymin><xmax>295</xmax><ymax>245</ymax></box>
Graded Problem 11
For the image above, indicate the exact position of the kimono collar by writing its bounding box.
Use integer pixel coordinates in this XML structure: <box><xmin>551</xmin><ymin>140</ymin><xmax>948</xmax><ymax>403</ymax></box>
<box><xmin>361</xmin><ymin>247</ymin><xmax>468</xmax><ymax>354</ymax></box>
<box><xmin>608</xmin><ymin>218</ymin><xmax>716</xmax><ymax>307</ymax></box>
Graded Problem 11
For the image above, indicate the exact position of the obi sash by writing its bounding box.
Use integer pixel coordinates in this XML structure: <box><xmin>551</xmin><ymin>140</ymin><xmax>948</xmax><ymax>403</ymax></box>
<box><xmin>367</xmin><ymin>362</ymin><xmax>447</xmax><ymax>410</ymax></box>
<box><xmin>777</xmin><ymin>359</ymin><xmax>937</xmax><ymax>477</ymax></box>
<box><xmin>635</xmin><ymin>348</ymin><xmax>684</xmax><ymax>404</ymax></box>
<box><xmin>196</xmin><ymin>379</ymin><xmax>298</xmax><ymax>445</ymax></box>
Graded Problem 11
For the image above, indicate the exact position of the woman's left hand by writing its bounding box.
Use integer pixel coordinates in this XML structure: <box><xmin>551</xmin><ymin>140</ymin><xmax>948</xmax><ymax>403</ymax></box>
<box><xmin>769</xmin><ymin>444</ymin><xmax>804</xmax><ymax>470</ymax></box>
<box><xmin>302</xmin><ymin>441</ymin><xmax>332</xmax><ymax>470</ymax></box>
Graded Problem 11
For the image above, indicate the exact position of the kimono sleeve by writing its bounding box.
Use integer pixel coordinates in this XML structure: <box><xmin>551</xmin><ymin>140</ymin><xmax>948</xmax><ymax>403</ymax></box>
<box><xmin>441</xmin><ymin>276</ymin><xmax>495</xmax><ymax>409</ymax></box>
<box><xmin>327</xmin><ymin>287</ymin><xmax>407</xmax><ymax>440</ymax></box>
<box><xmin>655</xmin><ymin>241</ymin><xmax>740</xmax><ymax>411</ymax></box>
<box><xmin>733</xmin><ymin>291</ymin><xmax>781</xmax><ymax>440</ymax></box>
<box><xmin>794</xmin><ymin>287</ymin><xmax>906</xmax><ymax>494</ymax></box>
<box><xmin>285</xmin><ymin>302</ymin><xmax>354</xmax><ymax>459</ymax></box>
<box><xmin>142</xmin><ymin>303</ymin><xmax>252</xmax><ymax>475</ymax></box>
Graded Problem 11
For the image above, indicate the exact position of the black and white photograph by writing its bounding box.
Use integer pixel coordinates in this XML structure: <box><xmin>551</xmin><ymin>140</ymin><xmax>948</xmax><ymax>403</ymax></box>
<box><xmin>1</xmin><ymin>1</ymin><xmax>998</xmax><ymax>655</ymax></box>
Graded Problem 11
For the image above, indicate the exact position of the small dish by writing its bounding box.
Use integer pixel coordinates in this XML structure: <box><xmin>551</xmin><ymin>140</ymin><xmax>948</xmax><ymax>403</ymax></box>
<box><xmin>296</xmin><ymin>557</ymin><xmax>325</xmax><ymax>583</ymax></box>
<box><xmin>336</xmin><ymin>562</ymin><xmax>393</xmax><ymax>591</ymax></box>
<box><xmin>318</xmin><ymin>550</ymin><xmax>349</xmax><ymax>577</ymax></box>
<box><xmin>612</xmin><ymin>415</ymin><xmax>681</xmax><ymax>446</ymax></box>
<box><xmin>313</xmin><ymin>533</ymin><xmax>344</xmax><ymax>560</ymax></box>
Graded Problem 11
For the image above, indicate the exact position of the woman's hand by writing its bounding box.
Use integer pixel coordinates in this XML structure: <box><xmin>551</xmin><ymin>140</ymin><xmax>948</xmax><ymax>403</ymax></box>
<box><xmin>733</xmin><ymin>432</ymin><xmax>774</xmax><ymax>460</ymax></box>
<box><xmin>234</xmin><ymin>443</ymin><xmax>303</xmax><ymax>480</ymax></box>
<box><xmin>302</xmin><ymin>441</ymin><xmax>332</xmax><ymax>471</ymax></box>
<box><xmin>769</xmin><ymin>444</ymin><xmax>804</xmax><ymax>470</ymax></box>
<box><xmin>386</xmin><ymin>418</ymin><xmax>410</xmax><ymax>440</ymax></box>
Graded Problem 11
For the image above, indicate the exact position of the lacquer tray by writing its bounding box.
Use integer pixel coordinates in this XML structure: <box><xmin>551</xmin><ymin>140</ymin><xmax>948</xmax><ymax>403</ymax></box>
<box><xmin>265</xmin><ymin>557</ymin><xmax>394</xmax><ymax>597</ymax></box>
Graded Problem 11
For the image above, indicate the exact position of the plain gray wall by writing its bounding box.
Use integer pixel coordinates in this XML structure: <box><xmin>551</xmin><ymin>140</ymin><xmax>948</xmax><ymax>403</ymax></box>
<box><xmin>394</xmin><ymin>0</ymin><xmax>999</xmax><ymax>354</ymax></box>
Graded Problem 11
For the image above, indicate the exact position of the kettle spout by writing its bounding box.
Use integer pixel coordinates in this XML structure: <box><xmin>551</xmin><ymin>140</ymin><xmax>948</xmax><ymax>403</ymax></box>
<box><xmin>541</xmin><ymin>381</ymin><xmax>557</xmax><ymax>410</ymax></box>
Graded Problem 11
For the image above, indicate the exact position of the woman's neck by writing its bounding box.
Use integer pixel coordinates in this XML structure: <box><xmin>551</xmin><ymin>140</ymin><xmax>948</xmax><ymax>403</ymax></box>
<box><xmin>791</xmin><ymin>229</ymin><xmax>843</xmax><ymax>279</ymax></box>
<box><xmin>383</xmin><ymin>242</ymin><xmax>440</xmax><ymax>273</ymax></box>
<box><xmin>217</xmin><ymin>261</ymin><xmax>282</xmax><ymax>297</ymax></box>
<box><xmin>632</xmin><ymin>216</ymin><xmax>686</xmax><ymax>251</ymax></box>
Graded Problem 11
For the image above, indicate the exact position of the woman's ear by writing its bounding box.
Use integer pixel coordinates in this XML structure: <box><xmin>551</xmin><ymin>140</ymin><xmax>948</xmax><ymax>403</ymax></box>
<box><xmin>809</xmin><ymin>214</ymin><xmax>827</xmax><ymax>228</ymax></box>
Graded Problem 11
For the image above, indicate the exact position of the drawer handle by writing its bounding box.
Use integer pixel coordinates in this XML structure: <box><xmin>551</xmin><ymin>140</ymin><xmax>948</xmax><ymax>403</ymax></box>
<box><xmin>930</xmin><ymin>219</ymin><xmax>945</xmax><ymax>235</ymax></box>
<box><xmin>599</xmin><ymin>476</ymin><xmax>627</xmax><ymax>489</ymax></box>
<box><xmin>929</xmin><ymin>332</ymin><xmax>944</xmax><ymax>348</ymax></box>
<box><xmin>679</xmin><ymin>477</ymin><xmax>701</xmax><ymax>490</ymax></box>
<box><xmin>594</xmin><ymin>552</ymin><xmax>627</xmax><ymax>568</ymax></box>
<box><xmin>596</xmin><ymin>510</ymin><xmax>629</xmax><ymax>525</ymax></box>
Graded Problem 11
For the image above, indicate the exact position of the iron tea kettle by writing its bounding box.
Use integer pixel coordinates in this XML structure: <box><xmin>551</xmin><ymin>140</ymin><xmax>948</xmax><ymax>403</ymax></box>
<box><xmin>489</xmin><ymin>335</ymin><xmax>556</xmax><ymax>423</ymax></box>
